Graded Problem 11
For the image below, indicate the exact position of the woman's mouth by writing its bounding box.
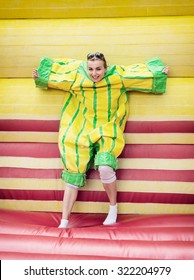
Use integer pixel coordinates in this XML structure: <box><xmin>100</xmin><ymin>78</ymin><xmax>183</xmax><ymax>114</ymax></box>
<box><xmin>92</xmin><ymin>76</ymin><xmax>100</xmax><ymax>82</ymax></box>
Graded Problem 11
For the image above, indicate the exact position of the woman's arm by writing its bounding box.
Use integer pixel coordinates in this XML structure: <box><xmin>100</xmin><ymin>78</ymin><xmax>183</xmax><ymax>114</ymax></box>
<box><xmin>118</xmin><ymin>57</ymin><xmax>168</xmax><ymax>94</ymax></box>
<box><xmin>33</xmin><ymin>57</ymin><xmax>82</xmax><ymax>91</ymax></box>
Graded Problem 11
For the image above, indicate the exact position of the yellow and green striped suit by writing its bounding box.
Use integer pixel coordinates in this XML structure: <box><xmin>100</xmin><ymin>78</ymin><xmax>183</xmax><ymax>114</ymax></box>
<box><xmin>35</xmin><ymin>56</ymin><xmax>167</xmax><ymax>186</ymax></box>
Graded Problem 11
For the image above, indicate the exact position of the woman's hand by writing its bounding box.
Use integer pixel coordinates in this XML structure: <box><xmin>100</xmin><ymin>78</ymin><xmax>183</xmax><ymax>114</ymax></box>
<box><xmin>32</xmin><ymin>69</ymin><xmax>40</xmax><ymax>79</ymax></box>
<box><xmin>162</xmin><ymin>66</ymin><xmax>169</xmax><ymax>75</ymax></box>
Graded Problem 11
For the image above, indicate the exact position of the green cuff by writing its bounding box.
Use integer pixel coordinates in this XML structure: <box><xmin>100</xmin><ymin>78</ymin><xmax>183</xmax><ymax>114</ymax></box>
<box><xmin>146</xmin><ymin>57</ymin><xmax>167</xmax><ymax>94</ymax></box>
<box><xmin>61</xmin><ymin>170</ymin><xmax>86</xmax><ymax>187</ymax></box>
<box><xmin>94</xmin><ymin>152</ymin><xmax>118</xmax><ymax>170</ymax></box>
<box><xmin>35</xmin><ymin>57</ymin><xmax>53</xmax><ymax>89</ymax></box>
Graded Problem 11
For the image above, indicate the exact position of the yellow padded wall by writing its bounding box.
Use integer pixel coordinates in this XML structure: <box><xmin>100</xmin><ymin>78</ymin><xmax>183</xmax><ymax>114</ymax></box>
<box><xmin>0</xmin><ymin>0</ymin><xmax>194</xmax><ymax>18</ymax></box>
<box><xmin>0</xmin><ymin>16</ymin><xmax>194</xmax><ymax>78</ymax></box>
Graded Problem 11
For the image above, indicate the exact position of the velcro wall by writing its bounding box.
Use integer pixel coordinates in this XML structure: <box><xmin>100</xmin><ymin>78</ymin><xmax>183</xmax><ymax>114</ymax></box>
<box><xmin>0</xmin><ymin>1</ymin><xmax>194</xmax><ymax>214</ymax></box>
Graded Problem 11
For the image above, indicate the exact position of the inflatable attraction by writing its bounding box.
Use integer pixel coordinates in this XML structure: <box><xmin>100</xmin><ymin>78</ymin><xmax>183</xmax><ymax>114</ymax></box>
<box><xmin>0</xmin><ymin>1</ymin><xmax>194</xmax><ymax>259</ymax></box>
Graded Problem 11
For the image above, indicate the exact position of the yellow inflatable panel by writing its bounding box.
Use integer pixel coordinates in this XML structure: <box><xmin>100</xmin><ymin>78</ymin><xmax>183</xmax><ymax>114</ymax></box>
<box><xmin>0</xmin><ymin>0</ymin><xmax>194</xmax><ymax>18</ymax></box>
<box><xmin>0</xmin><ymin>16</ymin><xmax>194</xmax><ymax>78</ymax></box>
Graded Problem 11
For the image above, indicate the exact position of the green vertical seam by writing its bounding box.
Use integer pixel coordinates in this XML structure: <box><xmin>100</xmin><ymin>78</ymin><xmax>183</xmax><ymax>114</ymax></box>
<box><xmin>59</xmin><ymin>94</ymin><xmax>73</xmax><ymax>128</ymax></box>
<box><xmin>75</xmin><ymin>108</ymin><xmax>87</xmax><ymax>170</ymax></box>
<box><xmin>61</xmin><ymin>102</ymin><xmax>81</xmax><ymax>169</ymax></box>
<box><xmin>93</xmin><ymin>83</ymin><xmax>97</xmax><ymax>129</ymax></box>
<box><xmin>99</xmin><ymin>126</ymin><xmax>104</xmax><ymax>149</ymax></box>
<box><xmin>86</xmin><ymin>134</ymin><xmax>94</xmax><ymax>171</ymax></box>
<box><xmin>75</xmin><ymin>78</ymin><xmax>87</xmax><ymax>170</ymax></box>
<box><xmin>105</xmin><ymin>76</ymin><xmax>112</xmax><ymax>122</ymax></box>
<box><xmin>109</xmin><ymin>122</ymin><xmax>117</xmax><ymax>154</ymax></box>
<box><xmin>59</xmin><ymin>94</ymin><xmax>73</xmax><ymax>168</ymax></box>
<box><xmin>119</xmin><ymin>91</ymin><xmax>129</xmax><ymax>128</ymax></box>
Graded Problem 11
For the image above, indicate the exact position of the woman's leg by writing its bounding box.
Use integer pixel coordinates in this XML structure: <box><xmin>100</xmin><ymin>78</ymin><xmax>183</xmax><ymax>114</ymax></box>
<box><xmin>102</xmin><ymin>181</ymin><xmax>118</xmax><ymax>225</ymax></box>
<box><xmin>58</xmin><ymin>184</ymin><xmax>79</xmax><ymax>228</ymax></box>
<box><xmin>99</xmin><ymin>166</ymin><xmax>118</xmax><ymax>225</ymax></box>
<box><xmin>102</xmin><ymin>181</ymin><xmax>117</xmax><ymax>206</ymax></box>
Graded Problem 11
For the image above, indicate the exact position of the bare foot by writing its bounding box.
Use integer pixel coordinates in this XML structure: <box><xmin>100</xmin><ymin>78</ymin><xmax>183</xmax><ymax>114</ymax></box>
<box><xmin>162</xmin><ymin>66</ymin><xmax>169</xmax><ymax>75</ymax></box>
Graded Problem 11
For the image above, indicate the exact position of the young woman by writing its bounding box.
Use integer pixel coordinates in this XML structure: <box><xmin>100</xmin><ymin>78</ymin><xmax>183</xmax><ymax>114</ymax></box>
<box><xmin>33</xmin><ymin>53</ymin><xmax>168</xmax><ymax>228</ymax></box>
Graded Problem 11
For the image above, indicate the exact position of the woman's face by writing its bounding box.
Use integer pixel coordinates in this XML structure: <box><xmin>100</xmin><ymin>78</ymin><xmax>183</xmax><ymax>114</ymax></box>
<box><xmin>87</xmin><ymin>59</ymin><xmax>106</xmax><ymax>83</ymax></box>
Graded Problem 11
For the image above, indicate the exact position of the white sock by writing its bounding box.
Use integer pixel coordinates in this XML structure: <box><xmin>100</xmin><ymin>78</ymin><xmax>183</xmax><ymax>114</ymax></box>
<box><xmin>58</xmin><ymin>218</ymin><xmax>69</xmax><ymax>228</ymax></box>
<box><xmin>103</xmin><ymin>204</ymin><xmax>117</xmax><ymax>225</ymax></box>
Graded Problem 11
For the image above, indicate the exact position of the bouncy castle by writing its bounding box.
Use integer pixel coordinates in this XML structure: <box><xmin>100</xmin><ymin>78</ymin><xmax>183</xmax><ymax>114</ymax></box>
<box><xmin>0</xmin><ymin>0</ymin><xmax>194</xmax><ymax>259</ymax></box>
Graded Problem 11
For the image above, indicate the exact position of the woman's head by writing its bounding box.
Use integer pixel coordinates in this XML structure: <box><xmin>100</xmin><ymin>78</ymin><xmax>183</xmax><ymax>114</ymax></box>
<box><xmin>87</xmin><ymin>52</ymin><xmax>107</xmax><ymax>83</ymax></box>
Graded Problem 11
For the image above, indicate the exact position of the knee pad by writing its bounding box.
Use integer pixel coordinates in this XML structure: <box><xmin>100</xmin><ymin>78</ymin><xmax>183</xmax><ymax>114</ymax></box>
<box><xmin>98</xmin><ymin>165</ymin><xmax>116</xmax><ymax>184</ymax></box>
